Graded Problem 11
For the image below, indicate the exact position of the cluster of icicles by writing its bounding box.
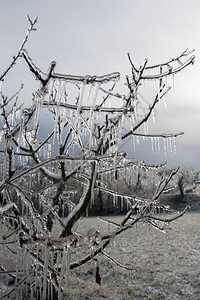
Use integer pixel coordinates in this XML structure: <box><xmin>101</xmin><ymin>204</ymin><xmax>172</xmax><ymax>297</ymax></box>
<box><xmin>0</xmin><ymin>217</ymin><xmax>64</xmax><ymax>299</ymax></box>
<box><xmin>0</xmin><ymin>71</ymin><xmax>179</xmax><ymax>175</ymax></box>
<box><xmin>0</xmin><ymin>214</ymin><xmax>102</xmax><ymax>299</ymax></box>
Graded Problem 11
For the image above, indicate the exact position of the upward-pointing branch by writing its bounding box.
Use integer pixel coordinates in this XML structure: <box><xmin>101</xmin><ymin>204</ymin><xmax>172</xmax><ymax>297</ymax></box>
<box><xmin>0</xmin><ymin>16</ymin><xmax>37</xmax><ymax>81</ymax></box>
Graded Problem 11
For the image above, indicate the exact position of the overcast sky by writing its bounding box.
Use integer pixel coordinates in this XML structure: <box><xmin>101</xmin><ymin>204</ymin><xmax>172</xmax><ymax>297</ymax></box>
<box><xmin>0</xmin><ymin>0</ymin><xmax>200</xmax><ymax>168</ymax></box>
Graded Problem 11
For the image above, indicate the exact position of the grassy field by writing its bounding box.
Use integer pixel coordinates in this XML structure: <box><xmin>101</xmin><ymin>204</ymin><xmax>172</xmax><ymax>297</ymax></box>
<box><xmin>69</xmin><ymin>212</ymin><xmax>200</xmax><ymax>299</ymax></box>
<box><xmin>1</xmin><ymin>212</ymin><xmax>199</xmax><ymax>299</ymax></box>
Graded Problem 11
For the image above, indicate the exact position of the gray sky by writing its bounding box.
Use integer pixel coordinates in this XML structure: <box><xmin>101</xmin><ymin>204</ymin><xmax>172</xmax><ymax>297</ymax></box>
<box><xmin>0</xmin><ymin>0</ymin><xmax>200</xmax><ymax>168</ymax></box>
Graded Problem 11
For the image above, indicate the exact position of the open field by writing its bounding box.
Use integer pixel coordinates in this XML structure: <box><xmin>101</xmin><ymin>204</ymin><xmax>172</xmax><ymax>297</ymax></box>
<box><xmin>0</xmin><ymin>211</ymin><xmax>199</xmax><ymax>299</ymax></box>
<box><xmin>70</xmin><ymin>212</ymin><xmax>200</xmax><ymax>299</ymax></box>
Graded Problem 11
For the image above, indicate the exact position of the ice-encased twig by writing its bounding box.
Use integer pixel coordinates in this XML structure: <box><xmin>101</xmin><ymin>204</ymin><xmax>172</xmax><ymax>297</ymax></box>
<box><xmin>22</xmin><ymin>49</ymin><xmax>120</xmax><ymax>86</ymax></box>
<box><xmin>0</xmin><ymin>16</ymin><xmax>37</xmax><ymax>81</ymax></box>
<box><xmin>0</xmin><ymin>203</ymin><xmax>18</xmax><ymax>215</ymax></box>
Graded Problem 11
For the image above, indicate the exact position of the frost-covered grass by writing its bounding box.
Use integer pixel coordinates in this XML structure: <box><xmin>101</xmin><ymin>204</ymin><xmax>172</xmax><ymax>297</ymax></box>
<box><xmin>70</xmin><ymin>212</ymin><xmax>200</xmax><ymax>299</ymax></box>
<box><xmin>1</xmin><ymin>212</ymin><xmax>199</xmax><ymax>299</ymax></box>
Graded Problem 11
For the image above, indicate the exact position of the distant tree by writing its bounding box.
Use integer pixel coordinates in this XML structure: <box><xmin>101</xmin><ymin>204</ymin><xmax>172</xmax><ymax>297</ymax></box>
<box><xmin>178</xmin><ymin>175</ymin><xmax>185</xmax><ymax>197</ymax></box>
<box><xmin>176</xmin><ymin>168</ymin><xmax>195</xmax><ymax>197</ymax></box>
<box><xmin>0</xmin><ymin>17</ymin><xmax>194</xmax><ymax>299</ymax></box>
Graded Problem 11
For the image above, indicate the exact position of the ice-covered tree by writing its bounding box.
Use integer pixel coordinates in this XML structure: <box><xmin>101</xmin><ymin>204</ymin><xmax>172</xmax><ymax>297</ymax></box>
<box><xmin>0</xmin><ymin>17</ymin><xmax>194</xmax><ymax>299</ymax></box>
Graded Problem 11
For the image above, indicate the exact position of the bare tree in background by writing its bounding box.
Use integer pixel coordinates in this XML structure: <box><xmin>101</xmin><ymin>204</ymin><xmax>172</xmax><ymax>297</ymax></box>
<box><xmin>0</xmin><ymin>17</ymin><xmax>194</xmax><ymax>299</ymax></box>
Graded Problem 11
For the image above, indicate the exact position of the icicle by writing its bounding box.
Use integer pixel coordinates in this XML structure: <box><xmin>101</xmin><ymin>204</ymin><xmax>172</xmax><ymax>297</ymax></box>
<box><xmin>122</xmin><ymin>156</ymin><xmax>126</xmax><ymax>177</ymax></box>
<box><xmin>120</xmin><ymin>95</ymin><xmax>124</xmax><ymax>108</ymax></box>
<box><xmin>62</xmin><ymin>202</ymin><xmax>65</xmax><ymax>218</ymax></box>
<box><xmin>143</xmin><ymin>122</ymin><xmax>148</xmax><ymax>138</ymax></box>
<box><xmin>166</xmin><ymin>137</ymin><xmax>170</xmax><ymax>152</ymax></box>
<box><xmin>53</xmin><ymin>108</ymin><xmax>59</xmax><ymax>146</ymax></box>
<box><xmin>132</xmin><ymin>135</ymin><xmax>136</xmax><ymax>152</ymax></box>
<box><xmin>130</xmin><ymin>112</ymin><xmax>136</xmax><ymax>130</ymax></box>
<box><xmin>112</xmin><ymin>126</ymin><xmax>117</xmax><ymax>153</ymax></box>
<box><xmin>0</xmin><ymin>129</ymin><xmax>4</xmax><ymax>144</ymax></box>
<box><xmin>86</xmin><ymin>84</ymin><xmax>93</xmax><ymax>106</ymax></box>
<box><xmin>151</xmin><ymin>137</ymin><xmax>154</xmax><ymax>154</ymax></box>
<box><xmin>113</xmin><ymin>193</ymin><xmax>116</xmax><ymax>207</ymax></box>
<box><xmin>120</xmin><ymin>195</ymin><xmax>124</xmax><ymax>211</ymax></box>
<box><xmin>25</xmin><ymin>246</ymin><xmax>31</xmax><ymax>296</ymax></box>
<box><xmin>133</xmin><ymin>97</ymin><xmax>138</xmax><ymax>123</ymax></box>
<box><xmin>169</xmin><ymin>136</ymin><xmax>173</xmax><ymax>152</ymax></box>
<box><xmin>114</xmin><ymin>113</ymin><xmax>125</xmax><ymax>154</ymax></box>
<box><xmin>88</xmin><ymin>83</ymin><xmax>100</xmax><ymax>144</ymax></box>
<box><xmin>60</xmin><ymin>104</ymin><xmax>67</xmax><ymax>143</ymax></box>
<box><xmin>75</xmin><ymin>83</ymin><xmax>85</xmax><ymax>119</ymax></box>
<box><xmin>11</xmin><ymin>107</ymin><xmax>15</xmax><ymax>127</ymax></box>
<box><xmin>163</xmin><ymin>138</ymin><xmax>167</xmax><ymax>158</ymax></box>
<box><xmin>136</xmin><ymin>135</ymin><xmax>140</xmax><ymax>145</ymax></box>
<box><xmin>33</xmin><ymin>87</ymin><xmax>46</xmax><ymax>140</ymax></box>
<box><xmin>75</xmin><ymin>82</ymin><xmax>85</xmax><ymax>131</ymax></box>
<box><xmin>48</xmin><ymin>78</ymin><xmax>55</xmax><ymax>101</ymax></box>
<box><xmin>115</xmin><ymin>127</ymin><xmax>121</xmax><ymax>155</ymax></box>
<box><xmin>157</xmin><ymin>78</ymin><xmax>160</xmax><ymax>100</ymax></box>
<box><xmin>64</xmin><ymin>82</ymin><xmax>69</xmax><ymax>104</ymax></box>
<box><xmin>43</xmin><ymin>242</ymin><xmax>50</xmax><ymax>300</ymax></box>
<box><xmin>172</xmin><ymin>74</ymin><xmax>175</xmax><ymax>91</ymax></box>
<box><xmin>30</xmin><ymin>282</ymin><xmax>35</xmax><ymax>299</ymax></box>
<box><xmin>157</xmin><ymin>137</ymin><xmax>161</xmax><ymax>153</ymax></box>
<box><xmin>56</xmin><ymin>79</ymin><xmax>65</xmax><ymax>103</ymax></box>
<box><xmin>66</xmin><ymin>246</ymin><xmax>71</xmax><ymax>291</ymax></box>
<box><xmin>15</xmin><ymin>240</ymin><xmax>21</xmax><ymax>295</ymax></box>
<box><xmin>16</xmin><ymin>107</ymin><xmax>21</xmax><ymax>120</ymax></box>
<box><xmin>58</xmin><ymin>246</ymin><xmax>68</xmax><ymax>299</ymax></box>
<box><xmin>173</xmin><ymin>136</ymin><xmax>177</xmax><ymax>153</ymax></box>
<box><xmin>154</xmin><ymin>137</ymin><xmax>157</xmax><ymax>154</ymax></box>
<box><xmin>18</xmin><ymin>114</ymin><xmax>26</xmax><ymax>149</ymax></box>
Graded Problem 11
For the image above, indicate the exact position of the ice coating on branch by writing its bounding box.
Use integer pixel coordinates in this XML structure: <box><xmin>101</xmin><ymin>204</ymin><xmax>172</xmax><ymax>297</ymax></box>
<box><xmin>52</xmin><ymin>71</ymin><xmax>120</xmax><ymax>84</ymax></box>
<box><xmin>32</xmin><ymin>87</ymin><xmax>47</xmax><ymax>140</ymax></box>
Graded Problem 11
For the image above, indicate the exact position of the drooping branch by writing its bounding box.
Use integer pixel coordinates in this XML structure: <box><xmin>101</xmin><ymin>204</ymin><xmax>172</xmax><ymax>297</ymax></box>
<box><xmin>147</xmin><ymin>205</ymin><xmax>190</xmax><ymax>223</ymax></box>
<box><xmin>145</xmin><ymin>48</ymin><xmax>195</xmax><ymax>69</ymax></box>
<box><xmin>128</xmin><ymin>48</ymin><xmax>195</xmax><ymax>80</ymax></box>
<box><xmin>140</xmin><ymin>55</ymin><xmax>195</xmax><ymax>80</ymax></box>
<box><xmin>133</xmin><ymin>132</ymin><xmax>184</xmax><ymax>139</ymax></box>
<box><xmin>101</xmin><ymin>251</ymin><xmax>136</xmax><ymax>271</ymax></box>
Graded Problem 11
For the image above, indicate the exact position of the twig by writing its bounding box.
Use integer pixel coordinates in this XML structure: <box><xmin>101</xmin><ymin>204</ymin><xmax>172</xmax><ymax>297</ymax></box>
<box><xmin>0</xmin><ymin>16</ymin><xmax>37</xmax><ymax>81</ymax></box>
<box><xmin>97</xmin><ymin>217</ymin><xmax>121</xmax><ymax>228</ymax></box>
<box><xmin>101</xmin><ymin>251</ymin><xmax>135</xmax><ymax>271</ymax></box>
<box><xmin>147</xmin><ymin>206</ymin><xmax>190</xmax><ymax>223</ymax></box>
